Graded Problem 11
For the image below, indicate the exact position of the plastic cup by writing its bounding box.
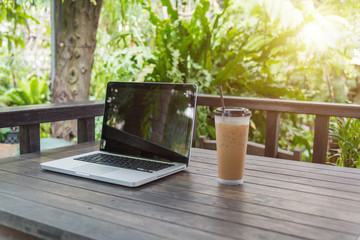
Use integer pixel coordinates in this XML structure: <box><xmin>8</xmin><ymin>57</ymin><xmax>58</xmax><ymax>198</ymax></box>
<box><xmin>214</xmin><ymin>107</ymin><xmax>251</xmax><ymax>185</ymax></box>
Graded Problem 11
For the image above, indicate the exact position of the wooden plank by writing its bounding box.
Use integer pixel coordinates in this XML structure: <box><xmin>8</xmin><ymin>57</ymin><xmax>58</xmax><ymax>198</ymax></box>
<box><xmin>187</xmin><ymin>162</ymin><xmax>360</xmax><ymax>202</ymax></box>
<box><xmin>192</xmin><ymin>148</ymin><xmax>360</xmax><ymax>175</ymax></box>
<box><xmin>1</xmin><ymin>95</ymin><xmax>360</xmax><ymax>130</ymax></box>
<box><xmin>247</xmin><ymin>141</ymin><xmax>265</xmax><ymax>155</ymax></box>
<box><xmin>0</xmin><ymin>169</ymin><xmax>356</xmax><ymax>238</ymax></box>
<box><xmin>3</xmin><ymin>158</ymin><xmax>360</xmax><ymax>222</ymax></box>
<box><xmin>245</xmin><ymin>165</ymin><xmax>360</xmax><ymax>191</ymax></box>
<box><xmin>1</xmin><ymin>174</ymin><xmax>358</xmax><ymax>239</ymax></box>
<box><xmin>179</xmin><ymin>167</ymin><xmax>360</xmax><ymax>204</ymax></box>
<box><xmin>184</xmin><ymin>165</ymin><xmax>360</xmax><ymax>206</ymax></box>
<box><xmin>19</xmin><ymin>124</ymin><xmax>40</xmax><ymax>154</ymax></box>
<box><xmin>0</xmin><ymin>100</ymin><xmax>104</xmax><ymax>128</ymax></box>
<box><xmin>188</xmin><ymin>157</ymin><xmax>360</xmax><ymax>192</ymax></box>
<box><xmin>0</xmin><ymin>193</ymin><xmax>159</xmax><ymax>240</ymax></box>
<box><xmin>149</xmin><ymin>177</ymin><xmax>360</xmax><ymax>227</ymax></box>
<box><xmin>198</xmin><ymin>136</ymin><xmax>216</xmax><ymax>150</ymax></box>
<box><xmin>9</xmin><ymin>142</ymin><xmax>360</xmax><ymax>188</ymax></box>
<box><xmin>147</xmin><ymin>184</ymin><xmax>360</xmax><ymax>237</ymax></box>
<box><xmin>265</xmin><ymin>111</ymin><xmax>281</xmax><ymax>158</ymax></box>
<box><xmin>313</xmin><ymin>115</ymin><xmax>330</xmax><ymax>164</ymax></box>
<box><xmin>41</xmin><ymin>141</ymin><xmax>98</xmax><ymax>155</ymax></box>
<box><xmin>77</xmin><ymin>117</ymin><xmax>95</xmax><ymax>143</ymax></box>
<box><xmin>0</xmin><ymin>179</ymin><xmax>289</xmax><ymax>240</ymax></box>
<box><xmin>0</xmin><ymin>170</ymin><xmax>355</xmax><ymax>240</ymax></box>
<box><xmin>2</xmin><ymin>144</ymin><xmax>360</xmax><ymax>239</ymax></box>
<box><xmin>146</xmin><ymin>183</ymin><xmax>360</xmax><ymax>238</ymax></box>
<box><xmin>245</xmin><ymin>156</ymin><xmax>360</xmax><ymax>177</ymax></box>
<box><xmin>197</xmin><ymin>94</ymin><xmax>360</xmax><ymax>118</ymax></box>
<box><xmin>185</xmin><ymin>151</ymin><xmax>360</xmax><ymax>195</ymax></box>
<box><xmin>168</xmin><ymin>168</ymin><xmax>360</xmax><ymax>216</ymax></box>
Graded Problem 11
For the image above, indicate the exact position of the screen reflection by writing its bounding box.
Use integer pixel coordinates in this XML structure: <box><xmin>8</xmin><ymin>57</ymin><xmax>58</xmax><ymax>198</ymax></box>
<box><xmin>100</xmin><ymin>82</ymin><xmax>197</xmax><ymax>164</ymax></box>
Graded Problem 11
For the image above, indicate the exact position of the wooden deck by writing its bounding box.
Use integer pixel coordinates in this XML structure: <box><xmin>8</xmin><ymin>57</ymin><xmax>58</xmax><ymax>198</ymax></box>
<box><xmin>0</xmin><ymin>141</ymin><xmax>360</xmax><ymax>240</ymax></box>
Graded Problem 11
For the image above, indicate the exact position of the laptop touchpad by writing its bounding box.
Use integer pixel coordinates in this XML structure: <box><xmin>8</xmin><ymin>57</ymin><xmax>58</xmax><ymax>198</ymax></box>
<box><xmin>72</xmin><ymin>164</ymin><xmax>118</xmax><ymax>175</ymax></box>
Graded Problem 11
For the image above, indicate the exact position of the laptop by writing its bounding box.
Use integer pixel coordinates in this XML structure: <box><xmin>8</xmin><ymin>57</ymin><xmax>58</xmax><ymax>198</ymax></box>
<box><xmin>41</xmin><ymin>81</ymin><xmax>198</xmax><ymax>187</ymax></box>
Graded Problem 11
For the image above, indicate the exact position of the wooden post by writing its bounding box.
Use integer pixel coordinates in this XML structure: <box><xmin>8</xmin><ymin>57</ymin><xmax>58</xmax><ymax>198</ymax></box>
<box><xmin>192</xmin><ymin>109</ymin><xmax>198</xmax><ymax>147</ymax></box>
<box><xmin>293</xmin><ymin>149</ymin><xmax>302</xmax><ymax>161</ymax></box>
<box><xmin>78</xmin><ymin>117</ymin><xmax>95</xmax><ymax>143</ymax></box>
<box><xmin>265</xmin><ymin>111</ymin><xmax>281</xmax><ymax>158</ymax></box>
<box><xmin>313</xmin><ymin>115</ymin><xmax>330</xmax><ymax>164</ymax></box>
<box><xmin>19</xmin><ymin>124</ymin><xmax>40</xmax><ymax>154</ymax></box>
<box><xmin>199</xmin><ymin>136</ymin><xmax>206</xmax><ymax>149</ymax></box>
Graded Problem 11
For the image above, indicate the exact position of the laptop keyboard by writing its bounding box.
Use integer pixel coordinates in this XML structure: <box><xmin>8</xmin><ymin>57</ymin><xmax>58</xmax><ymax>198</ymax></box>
<box><xmin>74</xmin><ymin>153</ymin><xmax>174</xmax><ymax>173</ymax></box>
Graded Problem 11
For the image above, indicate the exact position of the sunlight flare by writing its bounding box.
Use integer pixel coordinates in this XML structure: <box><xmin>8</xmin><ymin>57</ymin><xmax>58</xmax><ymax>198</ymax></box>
<box><xmin>300</xmin><ymin>22</ymin><xmax>329</xmax><ymax>52</ymax></box>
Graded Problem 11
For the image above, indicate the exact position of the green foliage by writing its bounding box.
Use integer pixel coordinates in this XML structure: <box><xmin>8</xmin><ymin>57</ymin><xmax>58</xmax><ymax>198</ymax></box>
<box><xmin>141</xmin><ymin>1</ymin><xmax>314</xmax><ymax>151</ymax></box>
<box><xmin>329</xmin><ymin>117</ymin><xmax>360</xmax><ymax>168</ymax></box>
<box><xmin>91</xmin><ymin>0</ymin><xmax>155</xmax><ymax>99</ymax></box>
<box><xmin>0</xmin><ymin>1</ymin><xmax>50</xmax><ymax>96</ymax></box>
<box><xmin>1</xmin><ymin>0</ymin><xmax>360</xmax><ymax>163</ymax></box>
<box><xmin>91</xmin><ymin>45</ymin><xmax>155</xmax><ymax>99</ymax></box>
<box><xmin>95</xmin><ymin>116</ymin><xmax>103</xmax><ymax>140</ymax></box>
<box><xmin>0</xmin><ymin>74</ymin><xmax>50</xmax><ymax>106</ymax></box>
<box><xmin>40</xmin><ymin>123</ymin><xmax>51</xmax><ymax>138</ymax></box>
<box><xmin>145</xmin><ymin>0</ymin><xmax>214</xmax><ymax>87</ymax></box>
<box><xmin>0</xmin><ymin>1</ymin><xmax>38</xmax><ymax>50</ymax></box>
<box><xmin>89</xmin><ymin>0</ymin><xmax>360</xmax><ymax>159</ymax></box>
<box><xmin>0</xmin><ymin>127</ymin><xmax>11</xmax><ymax>143</ymax></box>
<box><xmin>278</xmin><ymin>114</ymin><xmax>314</xmax><ymax>161</ymax></box>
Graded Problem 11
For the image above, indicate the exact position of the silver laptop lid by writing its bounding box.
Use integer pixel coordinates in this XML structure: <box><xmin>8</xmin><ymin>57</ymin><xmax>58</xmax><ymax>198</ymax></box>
<box><xmin>100</xmin><ymin>82</ymin><xmax>198</xmax><ymax>165</ymax></box>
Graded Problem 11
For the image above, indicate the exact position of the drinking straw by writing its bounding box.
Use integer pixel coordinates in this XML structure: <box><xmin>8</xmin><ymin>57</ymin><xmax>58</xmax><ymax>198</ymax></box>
<box><xmin>219</xmin><ymin>86</ymin><xmax>225</xmax><ymax>111</ymax></box>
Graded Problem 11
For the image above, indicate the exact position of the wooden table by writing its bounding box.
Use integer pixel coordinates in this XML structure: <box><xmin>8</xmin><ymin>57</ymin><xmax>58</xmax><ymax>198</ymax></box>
<box><xmin>0</xmin><ymin>142</ymin><xmax>360</xmax><ymax>240</ymax></box>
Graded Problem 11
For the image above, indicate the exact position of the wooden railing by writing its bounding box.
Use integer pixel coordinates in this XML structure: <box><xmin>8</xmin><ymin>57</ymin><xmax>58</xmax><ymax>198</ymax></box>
<box><xmin>1</xmin><ymin>94</ymin><xmax>360</xmax><ymax>164</ymax></box>
<box><xmin>198</xmin><ymin>94</ymin><xmax>360</xmax><ymax>164</ymax></box>
<box><xmin>0</xmin><ymin>101</ymin><xmax>104</xmax><ymax>154</ymax></box>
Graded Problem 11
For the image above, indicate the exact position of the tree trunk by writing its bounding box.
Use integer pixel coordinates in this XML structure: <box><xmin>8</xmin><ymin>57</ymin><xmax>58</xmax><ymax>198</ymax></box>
<box><xmin>51</xmin><ymin>0</ymin><xmax>103</xmax><ymax>141</ymax></box>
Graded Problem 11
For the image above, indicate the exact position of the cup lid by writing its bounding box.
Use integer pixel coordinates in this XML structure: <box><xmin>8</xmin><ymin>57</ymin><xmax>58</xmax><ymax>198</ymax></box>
<box><xmin>214</xmin><ymin>107</ymin><xmax>251</xmax><ymax>117</ymax></box>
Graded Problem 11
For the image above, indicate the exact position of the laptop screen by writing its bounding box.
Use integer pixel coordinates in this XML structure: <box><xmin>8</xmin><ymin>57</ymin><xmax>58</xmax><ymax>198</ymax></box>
<box><xmin>100</xmin><ymin>82</ymin><xmax>197</xmax><ymax>164</ymax></box>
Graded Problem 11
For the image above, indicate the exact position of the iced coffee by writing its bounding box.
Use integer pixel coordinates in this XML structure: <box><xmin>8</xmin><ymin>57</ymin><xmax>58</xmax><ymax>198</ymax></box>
<box><xmin>214</xmin><ymin>107</ymin><xmax>251</xmax><ymax>185</ymax></box>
